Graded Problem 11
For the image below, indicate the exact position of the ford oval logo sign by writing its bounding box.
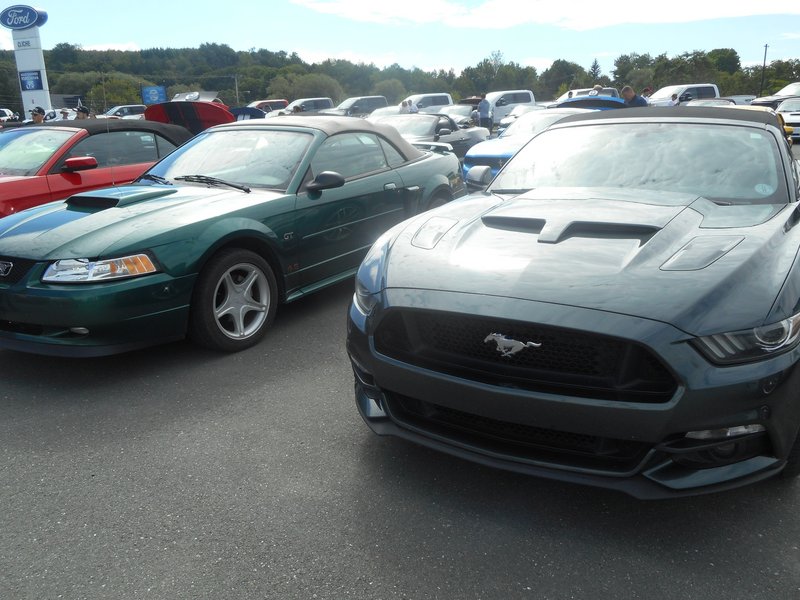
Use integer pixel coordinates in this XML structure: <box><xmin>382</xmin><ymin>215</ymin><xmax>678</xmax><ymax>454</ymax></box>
<box><xmin>1</xmin><ymin>5</ymin><xmax>47</xmax><ymax>30</ymax></box>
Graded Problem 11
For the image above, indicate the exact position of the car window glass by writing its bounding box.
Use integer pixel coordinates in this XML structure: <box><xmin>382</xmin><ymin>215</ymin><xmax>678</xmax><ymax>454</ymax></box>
<box><xmin>0</xmin><ymin>128</ymin><xmax>74</xmax><ymax>176</ymax></box>
<box><xmin>150</xmin><ymin>129</ymin><xmax>312</xmax><ymax>190</ymax></box>
<box><xmin>698</xmin><ymin>87</ymin><xmax>716</xmax><ymax>99</ymax></box>
<box><xmin>154</xmin><ymin>134</ymin><xmax>178</xmax><ymax>157</ymax></box>
<box><xmin>379</xmin><ymin>138</ymin><xmax>405</xmax><ymax>168</ymax></box>
<box><xmin>311</xmin><ymin>132</ymin><xmax>388</xmax><ymax>180</ymax></box>
<box><xmin>64</xmin><ymin>131</ymin><xmax>160</xmax><ymax>168</ymax></box>
<box><xmin>493</xmin><ymin>123</ymin><xmax>788</xmax><ymax>205</ymax></box>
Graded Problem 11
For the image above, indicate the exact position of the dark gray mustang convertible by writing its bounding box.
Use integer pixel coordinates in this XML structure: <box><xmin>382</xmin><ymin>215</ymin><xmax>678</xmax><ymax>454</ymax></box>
<box><xmin>347</xmin><ymin>107</ymin><xmax>800</xmax><ymax>498</ymax></box>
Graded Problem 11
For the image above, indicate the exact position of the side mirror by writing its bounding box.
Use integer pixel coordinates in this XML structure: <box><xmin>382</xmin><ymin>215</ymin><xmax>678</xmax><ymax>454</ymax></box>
<box><xmin>497</xmin><ymin>98</ymin><xmax>508</xmax><ymax>106</ymax></box>
<box><xmin>62</xmin><ymin>156</ymin><xmax>98</xmax><ymax>172</ymax></box>
<box><xmin>306</xmin><ymin>171</ymin><xmax>345</xmax><ymax>193</ymax></box>
<box><xmin>466</xmin><ymin>165</ymin><xmax>493</xmax><ymax>191</ymax></box>
<box><xmin>437</xmin><ymin>128</ymin><xmax>452</xmax><ymax>137</ymax></box>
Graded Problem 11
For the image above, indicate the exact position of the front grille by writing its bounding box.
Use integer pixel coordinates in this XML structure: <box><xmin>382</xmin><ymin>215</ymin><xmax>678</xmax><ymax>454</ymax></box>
<box><xmin>374</xmin><ymin>310</ymin><xmax>677</xmax><ymax>403</ymax></box>
<box><xmin>0</xmin><ymin>256</ymin><xmax>37</xmax><ymax>285</ymax></box>
<box><xmin>386</xmin><ymin>393</ymin><xmax>652</xmax><ymax>472</ymax></box>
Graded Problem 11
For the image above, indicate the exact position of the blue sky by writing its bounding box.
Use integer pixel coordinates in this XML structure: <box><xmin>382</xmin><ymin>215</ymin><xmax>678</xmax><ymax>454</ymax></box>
<box><xmin>2</xmin><ymin>1</ymin><xmax>799</xmax><ymax>78</ymax></box>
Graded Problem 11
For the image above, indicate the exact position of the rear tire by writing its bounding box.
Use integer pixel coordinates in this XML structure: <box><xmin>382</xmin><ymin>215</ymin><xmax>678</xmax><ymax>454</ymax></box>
<box><xmin>189</xmin><ymin>248</ymin><xmax>278</xmax><ymax>352</ymax></box>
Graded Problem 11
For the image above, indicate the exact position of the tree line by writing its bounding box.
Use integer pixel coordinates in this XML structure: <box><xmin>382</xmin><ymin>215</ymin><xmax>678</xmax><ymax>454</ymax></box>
<box><xmin>0</xmin><ymin>43</ymin><xmax>797</xmax><ymax>114</ymax></box>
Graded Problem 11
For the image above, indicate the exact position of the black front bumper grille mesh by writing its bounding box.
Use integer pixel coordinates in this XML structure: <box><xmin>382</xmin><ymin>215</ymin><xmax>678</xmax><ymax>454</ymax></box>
<box><xmin>0</xmin><ymin>256</ymin><xmax>37</xmax><ymax>285</ymax></box>
<box><xmin>374</xmin><ymin>310</ymin><xmax>677</xmax><ymax>403</ymax></box>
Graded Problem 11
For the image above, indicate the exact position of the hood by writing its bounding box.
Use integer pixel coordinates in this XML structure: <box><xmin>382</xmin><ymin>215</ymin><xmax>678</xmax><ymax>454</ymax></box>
<box><xmin>0</xmin><ymin>184</ymin><xmax>285</xmax><ymax>260</ymax></box>
<box><xmin>384</xmin><ymin>190</ymin><xmax>798</xmax><ymax>336</ymax></box>
<box><xmin>466</xmin><ymin>135</ymin><xmax>528</xmax><ymax>159</ymax></box>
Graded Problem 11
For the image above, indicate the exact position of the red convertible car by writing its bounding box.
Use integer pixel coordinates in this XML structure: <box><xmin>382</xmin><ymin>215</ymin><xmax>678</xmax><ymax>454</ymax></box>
<box><xmin>0</xmin><ymin>120</ymin><xmax>192</xmax><ymax>217</ymax></box>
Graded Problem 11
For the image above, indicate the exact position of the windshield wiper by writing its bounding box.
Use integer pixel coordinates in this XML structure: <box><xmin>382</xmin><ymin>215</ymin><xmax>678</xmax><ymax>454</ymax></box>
<box><xmin>174</xmin><ymin>174</ymin><xmax>251</xmax><ymax>193</ymax></box>
<box><xmin>138</xmin><ymin>173</ymin><xmax>172</xmax><ymax>185</ymax></box>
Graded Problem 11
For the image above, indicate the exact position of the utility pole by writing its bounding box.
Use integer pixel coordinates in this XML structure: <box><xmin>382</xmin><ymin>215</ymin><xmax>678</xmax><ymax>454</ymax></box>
<box><xmin>234</xmin><ymin>74</ymin><xmax>239</xmax><ymax>105</ymax></box>
<box><xmin>759</xmin><ymin>44</ymin><xmax>768</xmax><ymax>97</ymax></box>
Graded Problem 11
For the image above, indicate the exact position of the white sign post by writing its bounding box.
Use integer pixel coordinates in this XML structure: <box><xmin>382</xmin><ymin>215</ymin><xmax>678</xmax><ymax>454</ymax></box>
<box><xmin>1</xmin><ymin>5</ymin><xmax>50</xmax><ymax>112</ymax></box>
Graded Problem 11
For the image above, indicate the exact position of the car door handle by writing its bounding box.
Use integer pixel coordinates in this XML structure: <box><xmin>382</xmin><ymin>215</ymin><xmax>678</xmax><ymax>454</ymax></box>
<box><xmin>384</xmin><ymin>183</ymin><xmax>397</xmax><ymax>191</ymax></box>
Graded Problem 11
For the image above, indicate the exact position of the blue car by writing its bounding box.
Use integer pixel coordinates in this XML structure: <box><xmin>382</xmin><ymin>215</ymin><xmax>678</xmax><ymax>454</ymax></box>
<box><xmin>462</xmin><ymin>108</ymin><xmax>589</xmax><ymax>180</ymax></box>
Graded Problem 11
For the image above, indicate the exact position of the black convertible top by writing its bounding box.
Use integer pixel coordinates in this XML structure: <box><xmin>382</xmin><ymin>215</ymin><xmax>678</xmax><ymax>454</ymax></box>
<box><xmin>556</xmin><ymin>106</ymin><xmax>783</xmax><ymax>127</ymax></box>
<box><xmin>1</xmin><ymin>118</ymin><xmax>193</xmax><ymax>145</ymax></box>
<box><xmin>218</xmin><ymin>115</ymin><xmax>425</xmax><ymax>162</ymax></box>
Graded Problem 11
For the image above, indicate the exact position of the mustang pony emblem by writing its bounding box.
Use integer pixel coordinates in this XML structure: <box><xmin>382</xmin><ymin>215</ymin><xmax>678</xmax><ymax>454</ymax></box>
<box><xmin>483</xmin><ymin>332</ymin><xmax>541</xmax><ymax>357</ymax></box>
<box><xmin>0</xmin><ymin>261</ymin><xmax>12</xmax><ymax>277</ymax></box>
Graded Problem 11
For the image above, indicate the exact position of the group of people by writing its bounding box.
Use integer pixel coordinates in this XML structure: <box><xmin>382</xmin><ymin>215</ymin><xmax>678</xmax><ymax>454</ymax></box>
<box><xmin>399</xmin><ymin>100</ymin><xmax>418</xmax><ymax>114</ymax></box>
<box><xmin>22</xmin><ymin>104</ymin><xmax>92</xmax><ymax>125</ymax></box>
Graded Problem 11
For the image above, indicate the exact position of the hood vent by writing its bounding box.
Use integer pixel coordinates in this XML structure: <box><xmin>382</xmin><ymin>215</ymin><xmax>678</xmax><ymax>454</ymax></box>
<box><xmin>67</xmin><ymin>186</ymin><xmax>178</xmax><ymax>209</ymax></box>
<box><xmin>482</xmin><ymin>215</ymin><xmax>659</xmax><ymax>245</ymax></box>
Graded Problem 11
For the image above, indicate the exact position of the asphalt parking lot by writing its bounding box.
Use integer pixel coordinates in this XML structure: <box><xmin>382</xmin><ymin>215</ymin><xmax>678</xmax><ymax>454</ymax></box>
<box><xmin>1</xmin><ymin>279</ymin><xmax>799</xmax><ymax>599</ymax></box>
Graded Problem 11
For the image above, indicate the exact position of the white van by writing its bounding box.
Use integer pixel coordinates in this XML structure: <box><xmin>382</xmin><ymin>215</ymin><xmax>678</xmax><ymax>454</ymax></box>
<box><xmin>403</xmin><ymin>93</ymin><xmax>454</xmax><ymax>112</ymax></box>
<box><xmin>485</xmin><ymin>90</ymin><xmax>536</xmax><ymax>125</ymax></box>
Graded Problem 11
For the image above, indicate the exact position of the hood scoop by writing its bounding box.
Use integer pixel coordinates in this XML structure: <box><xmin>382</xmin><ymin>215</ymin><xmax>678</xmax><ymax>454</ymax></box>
<box><xmin>67</xmin><ymin>185</ymin><xmax>179</xmax><ymax>209</ymax></box>
<box><xmin>481</xmin><ymin>196</ymin><xmax>683</xmax><ymax>245</ymax></box>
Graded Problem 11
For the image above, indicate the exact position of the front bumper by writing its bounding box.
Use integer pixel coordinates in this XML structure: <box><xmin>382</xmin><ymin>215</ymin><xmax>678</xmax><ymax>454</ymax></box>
<box><xmin>346</xmin><ymin>289</ymin><xmax>800</xmax><ymax>499</ymax></box>
<box><xmin>0</xmin><ymin>260</ymin><xmax>196</xmax><ymax>357</ymax></box>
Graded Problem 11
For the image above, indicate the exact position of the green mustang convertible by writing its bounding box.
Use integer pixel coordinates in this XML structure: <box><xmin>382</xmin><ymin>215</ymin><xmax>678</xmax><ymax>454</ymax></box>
<box><xmin>0</xmin><ymin>117</ymin><xmax>465</xmax><ymax>356</ymax></box>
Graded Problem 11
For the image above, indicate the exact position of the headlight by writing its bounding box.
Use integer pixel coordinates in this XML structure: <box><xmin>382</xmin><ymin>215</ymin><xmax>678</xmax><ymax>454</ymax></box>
<box><xmin>353</xmin><ymin>226</ymin><xmax>402</xmax><ymax>315</ymax></box>
<box><xmin>42</xmin><ymin>254</ymin><xmax>158</xmax><ymax>283</ymax></box>
<box><xmin>694</xmin><ymin>312</ymin><xmax>800</xmax><ymax>365</ymax></box>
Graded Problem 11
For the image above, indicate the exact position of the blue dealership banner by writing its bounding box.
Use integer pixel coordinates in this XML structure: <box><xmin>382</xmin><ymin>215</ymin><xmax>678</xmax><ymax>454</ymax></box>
<box><xmin>142</xmin><ymin>85</ymin><xmax>167</xmax><ymax>105</ymax></box>
<box><xmin>18</xmin><ymin>69</ymin><xmax>42</xmax><ymax>91</ymax></box>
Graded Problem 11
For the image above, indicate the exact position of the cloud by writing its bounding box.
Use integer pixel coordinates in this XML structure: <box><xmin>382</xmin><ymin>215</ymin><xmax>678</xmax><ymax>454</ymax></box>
<box><xmin>521</xmin><ymin>56</ymin><xmax>554</xmax><ymax>71</ymax></box>
<box><xmin>292</xmin><ymin>0</ymin><xmax>800</xmax><ymax>31</ymax></box>
<box><xmin>781</xmin><ymin>32</ymin><xmax>800</xmax><ymax>39</ymax></box>
<box><xmin>82</xmin><ymin>42</ymin><xmax>141</xmax><ymax>51</ymax></box>
<box><xmin>0</xmin><ymin>29</ymin><xmax>12</xmax><ymax>51</ymax></box>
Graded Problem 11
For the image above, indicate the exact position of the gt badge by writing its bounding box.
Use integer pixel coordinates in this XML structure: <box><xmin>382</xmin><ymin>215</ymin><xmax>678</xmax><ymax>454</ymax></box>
<box><xmin>484</xmin><ymin>332</ymin><xmax>541</xmax><ymax>357</ymax></box>
<box><xmin>0</xmin><ymin>261</ymin><xmax>12</xmax><ymax>277</ymax></box>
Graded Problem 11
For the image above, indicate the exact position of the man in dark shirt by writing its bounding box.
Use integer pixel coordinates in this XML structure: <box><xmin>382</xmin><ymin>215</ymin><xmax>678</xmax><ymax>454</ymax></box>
<box><xmin>621</xmin><ymin>86</ymin><xmax>648</xmax><ymax>107</ymax></box>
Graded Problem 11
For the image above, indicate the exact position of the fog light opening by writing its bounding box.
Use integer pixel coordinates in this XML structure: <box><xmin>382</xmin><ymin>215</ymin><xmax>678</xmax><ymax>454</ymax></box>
<box><xmin>685</xmin><ymin>424</ymin><xmax>765</xmax><ymax>440</ymax></box>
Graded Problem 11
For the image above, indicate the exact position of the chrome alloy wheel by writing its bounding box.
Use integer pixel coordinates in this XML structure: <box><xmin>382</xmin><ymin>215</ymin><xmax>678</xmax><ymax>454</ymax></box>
<box><xmin>212</xmin><ymin>262</ymin><xmax>271</xmax><ymax>340</ymax></box>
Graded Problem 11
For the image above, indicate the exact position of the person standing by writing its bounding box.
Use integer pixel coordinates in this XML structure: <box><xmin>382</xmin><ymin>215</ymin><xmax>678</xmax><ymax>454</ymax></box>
<box><xmin>477</xmin><ymin>93</ymin><xmax>491</xmax><ymax>130</ymax></box>
<box><xmin>621</xmin><ymin>86</ymin><xmax>648</xmax><ymax>107</ymax></box>
<box><xmin>75</xmin><ymin>105</ymin><xmax>90</xmax><ymax>119</ymax></box>
<box><xmin>668</xmin><ymin>93</ymin><xmax>679</xmax><ymax>107</ymax></box>
<box><xmin>27</xmin><ymin>106</ymin><xmax>46</xmax><ymax>124</ymax></box>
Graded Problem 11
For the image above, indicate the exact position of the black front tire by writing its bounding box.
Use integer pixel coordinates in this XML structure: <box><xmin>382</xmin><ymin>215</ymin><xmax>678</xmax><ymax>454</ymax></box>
<box><xmin>188</xmin><ymin>248</ymin><xmax>278</xmax><ymax>352</ymax></box>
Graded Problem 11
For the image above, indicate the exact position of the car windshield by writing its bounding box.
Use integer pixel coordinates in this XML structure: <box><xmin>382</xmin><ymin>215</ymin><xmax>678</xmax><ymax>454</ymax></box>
<box><xmin>649</xmin><ymin>85</ymin><xmax>683</xmax><ymax>101</ymax></box>
<box><xmin>374</xmin><ymin>115</ymin><xmax>436</xmax><ymax>136</ymax></box>
<box><xmin>491</xmin><ymin>122</ymin><xmax>788</xmax><ymax>205</ymax></box>
<box><xmin>500</xmin><ymin>111</ymin><xmax>582</xmax><ymax>138</ymax></box>
<box><xmin>776</xmin><ymin>82</ymin><xmax>800</xmax><ymax>96</ymax></box>
<box><xmin>440</xmin><ymin>105</ymin><xmax>472</xmax><ymax>117</ymax></box>
<box><xmin>147</xmin><ymin>128</ymin><xmax>313</xmax><ymax>191</ymax></box>
<box><xmin>778</xmin><ymin>99</ymin><xmax>800</xmax><ymax>112</ymax></box>
<box><xmin>0</xmin><ymin>128</ymin><xmax>74</xmax><ymax>176</ymax></box>
<box><xmin>336</xmin><ymin>98</ymin><xmax>358</xmax><ymax>109</ymax></box>
<box><xmin>508</xmin><ymin>105</ymin><xmax>539</xmax><ymax>118</ymax></box>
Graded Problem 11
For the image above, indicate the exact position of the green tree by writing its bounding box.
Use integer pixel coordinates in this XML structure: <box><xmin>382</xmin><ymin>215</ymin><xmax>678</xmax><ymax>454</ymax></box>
<box><xmin>589</xmin><ymin>59</ymin><xmax>601</xmax><ymax>81</ymax></box>
<box><xmin>87</xmin><ymin>74</ymin><xmax>141</xmax><ymax>112</ymax></box>
<box><xmin>371</xmin><ymin>78</ymin><xmax>406</xmax><ymax>103</ymax></box>
<box><xmin>708</xmin><ymin>48</ymin><xmax>741</xmax><ymax>75</ymax></box>
<box><xmin>540</xmin><ymin>60</ymin><xmax>588</xmax><ymax>99</ymax></box>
